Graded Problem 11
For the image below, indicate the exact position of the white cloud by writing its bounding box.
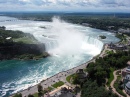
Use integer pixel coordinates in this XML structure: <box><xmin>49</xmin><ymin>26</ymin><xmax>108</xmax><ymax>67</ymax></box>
<box><xmin>19</xmin><ymin>0</ymin><xmax>30</xmax><ymax>2</ymax></box>
<box><xmin>47</xmin><ymin>0</ymin><xmax>56</xmax><ymax>4</ymax></box>
<box><xmin>0</xmin><ymin>0</ymin><xmax>129</xmax><ymax>12</ymax></box>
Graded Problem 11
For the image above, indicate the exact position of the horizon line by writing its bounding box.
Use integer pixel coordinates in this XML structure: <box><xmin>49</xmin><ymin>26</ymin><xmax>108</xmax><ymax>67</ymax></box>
<box><xmin>0</xmin><ymin>11</ymin><xmax>130</xmax><ymax>14</ymax></box>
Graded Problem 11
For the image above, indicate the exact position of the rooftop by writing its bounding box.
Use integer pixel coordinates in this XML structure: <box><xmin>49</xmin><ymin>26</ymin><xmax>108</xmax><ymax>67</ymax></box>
<box><xmin>126</xmin><ymin>66</ymin><xmax>130</xmax><ymax>72</ymax></box>
<box><xmin>127</xmin><ymin>61</ymin><xmax>130</xmax><ymax>65</ymax></box>
<box><xmin>126</xmin><ymin>82</ymin><xmax>130</xmax><ymax>89</ymax></box>
<box><xmin>125</xmin><ymin>74</ymin><xmax>130</xmax><ymax>80</ymax></box>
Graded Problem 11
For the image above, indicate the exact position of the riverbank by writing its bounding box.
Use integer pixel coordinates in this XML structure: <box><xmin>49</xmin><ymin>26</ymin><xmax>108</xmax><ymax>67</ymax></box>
<box><xmin>10</xmin><ymin>43</ymin><xmax>107</xmax><ymax>97</ymax></box>
<box><xmin>12</xmin><ymin>52</ymin><xmax>50</xmax><ymax>61</ymax></box>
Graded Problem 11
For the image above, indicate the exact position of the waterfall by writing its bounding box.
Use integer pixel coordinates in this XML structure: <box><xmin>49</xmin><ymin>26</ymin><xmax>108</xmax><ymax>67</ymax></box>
<box><xmin>45</xmin><ymin>40</ymin><xmax>59</xmax><ymax>51</ymax></box>
<box><xmin>85</xmin><ymin>36</ymin><xmax>103</xmax><ymax>49</ymax></box>
<box><xmin>44</xmin><ymin>35</ymin><xmax>104</xmax><ymax>56</ymax></box>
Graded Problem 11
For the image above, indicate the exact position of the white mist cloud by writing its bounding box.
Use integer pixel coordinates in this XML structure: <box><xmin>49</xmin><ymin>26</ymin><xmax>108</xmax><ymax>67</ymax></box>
<box><xmin>40</xmin><ymin>17</ymin><xmax>102</xmax><ymax>56</ymax></box>
<box><xmin>47</xmin><ymin>17</ymin><xmax>86</xmax><ymax>55</ymax></box>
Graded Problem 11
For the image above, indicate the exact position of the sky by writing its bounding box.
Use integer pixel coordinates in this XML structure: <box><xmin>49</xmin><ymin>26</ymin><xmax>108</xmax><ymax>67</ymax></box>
<box><xmin>0</xmin><ymin>0</ymin><xmax>130</xmax><ymax>12</ymax></box>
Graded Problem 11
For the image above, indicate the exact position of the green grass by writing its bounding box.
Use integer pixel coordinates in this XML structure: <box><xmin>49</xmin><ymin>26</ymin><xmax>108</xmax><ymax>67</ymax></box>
<box><xmin>52</xmin><ymin>81</ymin><xmax>64</xmax><ymax>88</ymax></box>
<box><xmin>106</xmin><ymin>50</ymin><xmax>114</xmax><ymax>55</ymax></box>
<box><xmin>107</xmin><ymin>68</ymin><xmax>114</xmax><ymax>87</ymax></box>
<box><xmin>114</xmin><ymin>76</ymin><xmax>127</xmax><ymax>97</ymax></box>
<box><xmin>48</xmin><ymin>87</ymin><xmax>53</xmax><ymax>91</ymax></box>
<box><xmin>14</xmin><ymin>37</ymin><xmax>38</xmax><ymax>44</ymax></box>
<box><xmin>33</xmin><ymin>93</ymin><xmax>38</xmax><ymax>97</ymax></box>
<box><xmin>66</xmin><ymin>74</ymin><xmax>75</xmax><ymax>83</ymax></box>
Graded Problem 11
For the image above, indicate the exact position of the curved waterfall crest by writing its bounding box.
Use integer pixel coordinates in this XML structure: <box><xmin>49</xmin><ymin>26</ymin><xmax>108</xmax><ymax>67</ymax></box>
<box><xmin>44</xmin><ymin>35</ymin><xmax>103</xmax><ymax>56</ymax></box>
<box><xmin>85</xmin><ymin>36</ymin><xmax>103</xmax><ymax>49</ymax></box>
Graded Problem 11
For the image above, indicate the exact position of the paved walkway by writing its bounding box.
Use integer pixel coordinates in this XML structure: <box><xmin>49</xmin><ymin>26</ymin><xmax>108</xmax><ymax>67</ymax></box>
<box><xmin>110</xmin><ymin>70</ymin><xmax>124</xmax><ymax>97</ymax></box>
<box><xmin>76</xmin><ymin>92</ymin><xmax>81</xmax><ymax>97</ymax></box>
<box><xmin>99</xmin><ymin>44</ymin><xmax>108</xmax><ymax>57</ymax></box>
<box><xmin>49</xmin><ymin>84</ymin><xmax>70</xmax><ymax>95</ymax></box>
<box><xmin>123</xmin><ymin>90</ymin><xmax>130</xmax><ymax>97</ymax></box>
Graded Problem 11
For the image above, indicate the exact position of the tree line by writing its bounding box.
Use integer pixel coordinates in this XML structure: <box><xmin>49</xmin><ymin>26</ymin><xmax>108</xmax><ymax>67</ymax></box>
<box><xmin>72</xmin><ymin>50</ymin><xmax>130</xmax><ymax>97</ymax></box>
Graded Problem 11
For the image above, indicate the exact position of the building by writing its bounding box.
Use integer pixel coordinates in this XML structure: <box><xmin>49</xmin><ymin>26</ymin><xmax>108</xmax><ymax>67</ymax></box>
<box><xmin>0</xmin><ymin>26</ymin><xmax>6</xmax><ymax>30</ymax></box>
<box><xmin>50</xmin><ymin>87</ymin><xmax>75</xmax><ymax>97</ymax></box>
<box><xmin>122</xmin><ymin>74</ymin><xmax>130</xmax><ymax>95</ymax></box>
<box><xmin>118</xmin><ymin>28</ymin><xmax>130</xmax><ymax>33</ymax></box>
<box><xmin>52</xmin><ymin>92</ymin><xmax>75</xmax><ymax>97</ymax></box>
<box><xmin>123</xmin><ymin>74</ymin><xmax>130</xmax><ymax>85</ymax></box>
<box><xmin>122</xmin><ymin>66</ymin><xmax>130</xmax><ymax>77</ymax></box>
<box><xmin>122</xmin><ymin>62</ymin><xmax>130</xmax><ymax>95</ymax></box>
<box><xmin>108</xmin><ymin>42</ymin><xmax>127</xmax><ymax>50</ymax></box>
<box><xmin>44</xmin><ymin>93</ymin><xmax>51</xmax><ymax>97</ymax></box>
<box><xmin>76</xmin><ymin>69</ymin><xmax>88</xmax><ymax>83</ymax></box>
<box><xmin>125</xmin><ymin>81</ymin><xmax>130</xmax><ymax>95</ymax></box>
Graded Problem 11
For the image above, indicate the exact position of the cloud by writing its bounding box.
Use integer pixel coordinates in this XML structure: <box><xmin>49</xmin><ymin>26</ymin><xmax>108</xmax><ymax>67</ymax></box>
<box><xmin>0</xmin><ymin>0</ymin><xmax>130</xmax><ymax>12</ymax></box>
<box><xmin>19</xmin><ymin>0</ymin><xmax>30</xmax><ymax>2</ymax></box>
<box><xmin>99</xmin><ymin>0</ymin><xmax>130</xmax><ymax>8</ymax></box>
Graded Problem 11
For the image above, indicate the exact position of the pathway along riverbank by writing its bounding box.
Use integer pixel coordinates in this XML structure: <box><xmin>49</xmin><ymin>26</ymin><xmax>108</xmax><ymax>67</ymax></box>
<box><xmin>10</xmin><ymin>44</ymin><xmax>107</xmax><ymax>97</ymax></box>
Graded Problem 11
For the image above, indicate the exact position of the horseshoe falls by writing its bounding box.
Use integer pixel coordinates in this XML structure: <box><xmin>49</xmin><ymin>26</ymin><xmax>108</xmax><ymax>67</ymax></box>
<box><xmin>0</xmin><ymin>16</ymin><xmax>120</xmax><ymax>97</ymax></box>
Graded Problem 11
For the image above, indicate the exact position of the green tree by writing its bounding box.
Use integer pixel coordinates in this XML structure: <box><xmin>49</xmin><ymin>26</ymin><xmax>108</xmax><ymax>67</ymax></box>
<box><xmin>72</xmin><ymin>74</ymin><xmax>80</xmax><ymax>85</ymax></box>
<box><xmin>13</xmin><ymin>93</ymin><xmax>22</xmax><ymax>97</ymax></box>
<box><xmin>81</xmin><ymin>80</ymin><xmax>118</xmax><ymax>97</ymax></box>
<box><xmin>28</xmin><ymin>94</ymin><xmax>34</xmax><ymax>97</ymax></box>
<box><xmin>37</xmin><ymin>84</ymin><xmax>43</xmax><ymax>93</ymax></box>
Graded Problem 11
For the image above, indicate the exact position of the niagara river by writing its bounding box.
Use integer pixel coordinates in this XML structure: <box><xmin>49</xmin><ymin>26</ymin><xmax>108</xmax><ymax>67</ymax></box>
<box><xmin>0</xmin><ymin>16</ymin><xmax>120</xmax><ymax>97</ymax></box>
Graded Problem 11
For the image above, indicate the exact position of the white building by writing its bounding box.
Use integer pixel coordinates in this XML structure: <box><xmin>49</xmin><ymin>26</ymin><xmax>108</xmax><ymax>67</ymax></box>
<box><xmin>125</xmin><ymin>81</ymin><xmax>130</xmax><ymax>95</ymax></box>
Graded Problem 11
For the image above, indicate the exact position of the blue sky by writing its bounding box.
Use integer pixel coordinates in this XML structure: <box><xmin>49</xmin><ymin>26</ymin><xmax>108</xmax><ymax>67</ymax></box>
<box><xmin>0</xmin><ymin>0</ymin><xmax>130</xmax><ymax>12</ymax></box>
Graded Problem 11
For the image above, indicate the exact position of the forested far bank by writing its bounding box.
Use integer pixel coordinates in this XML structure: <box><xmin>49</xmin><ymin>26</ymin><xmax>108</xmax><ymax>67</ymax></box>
<box><xmin>3</xmin><ymin>12</ymin><xmax>130</xmax><ymax>33</ymax></box>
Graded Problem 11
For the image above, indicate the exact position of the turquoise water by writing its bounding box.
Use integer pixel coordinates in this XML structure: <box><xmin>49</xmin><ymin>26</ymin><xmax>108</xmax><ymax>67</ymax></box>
<box><xmin>0</xmin><ymin>16</ymin><xmax>120</xmax><ymax>97</ymax></box>
<box><xmin>0</xmin><ymin>54</ymin><xmax>93</xmax><ymax>97</ymax></box>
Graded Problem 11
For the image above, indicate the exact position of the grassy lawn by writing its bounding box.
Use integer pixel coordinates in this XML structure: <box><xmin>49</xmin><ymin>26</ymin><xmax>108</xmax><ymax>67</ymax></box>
<box><xmin>14</xmin><ymin>37</ymin><xmax>38</xmax><ymax>44</ymax></box>
<box><xmin>66</xmin><ymin>74</ymin><xmax>75</xmax><ymax>83</ymax></box>
<box><xmin>48</xmin><ymin>86</ymin><xmax>54</xmax><ymax>91</ymax></box>
<box><xmin>52</xmin><ymin>81</ymin><xmax>64</xmax><ymax>88</ymax></box>
<box><xmin>33</xmin><ymin>93</ymin><xmax>38</xmax><ymax>97</ymax></box>
<box><xmin>106</xmin><ymin>50</ymin><xmax>114</xmax><ymax>55</ymax></box>
<box><xmin>114</xmin><ymin>76</ymin><xmax>127</xmax><ymax>97</ymax></box>
<box><xmin>107</xmin><ymin>68</ymin><xmax>114</xmax><ymax>87</ymax></box>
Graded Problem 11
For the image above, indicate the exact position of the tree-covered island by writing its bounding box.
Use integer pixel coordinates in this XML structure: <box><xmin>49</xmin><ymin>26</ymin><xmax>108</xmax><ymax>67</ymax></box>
<box><xmin>0</xmin><ymin>26</ymin><xmax>49</xmax><ymax>60</ymax></box>
<box><xmin>99</xmin><ymin>35</ymin><xmax>106</xmax><ymax>39</ymax></box>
